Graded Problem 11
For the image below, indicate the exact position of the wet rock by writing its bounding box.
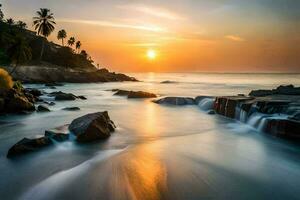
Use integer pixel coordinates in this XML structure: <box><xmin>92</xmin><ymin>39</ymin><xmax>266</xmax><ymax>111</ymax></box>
<box><xmin>113</xmin><ymin>89</ymin><xmax>130</xmax><ymax>96</ymax></box>
<box><xmin>6</xmin><ymin>94</ymin><xmax>35</xmax><ymax>113</ymax></box>
<box><xmin>49</xmin><ymin>91</ymin><xmax>77</xmax><ymax>101</ymax></box>
<box><xmin>77</xmin><ymin>95</ymin><xmax>87</xmax><ymax>100</ymax></box>
<box><xmin>207</xmin><ymin>110</ymin><xmax>216</xmax><ymax>115</ymax></box>
<box><xmin>195</xmin><ymin>96</ymin><xmax>214</xmax><ymax>104</ymax></box>
<box><xmin>214</xmin><ymin>96</ymin><xmax>254</xmax><ymax>118</ymax></box>
<box><xmin>253</xmin><ymin>100</ymin><xmax>290</xmax><ymax>114</ymax></box>
<box><xmin>63</xmin><ymin>107</ymin><xmax>80</xmax><ymax>111</ymax></box>
<box><xmin>69</xmin><ymin>111</ymin><xmax>116</xmax><ymax>143</ymax></box>
<box><xmin>113</xmin><ymin>89</ymin><xmax>157</xmax><ymax>98</ymax></box>
<box><xmin>44</xmin><ymin>101</ymin><xmax>55</xmax><ymax>106</ymax></box>
<box><xmin>37</xmin><ymin>105</ymin><xmax>50</xmax><ymax>112</ymax></box>
<box><xmin>7</xmin><ymin>137</ymin><xmax>53</xmax><ymax>158</ymax></box>
<box><xmin>25</xmin><ymin>88</ymin><xmax>42</xmax><ymax>97</ymax></box>
<box><xmin>264</xmin><ymin>119</ymin><xmax>300</xmax><ymax>138</ymax></box>
<box><xmin>128</xmin><ymin>91</ymin><xmax>157</xmax><ymax>98</ymax></box>
<box><xmin>160</xmin><ymin>80</ymin><xmax>178</xmax><ymax>84</ymax></box>
<box><xmin>249</xmin><ymin>85</ymin><xmax>300</xmax><ymax>97</ymax></box>
<box><xmin>153</xmin><ymin>97</ymin><xmax>195</xmax><ymax>105</ymax></box>
<box><xmin>45</xmin><ymin>126</ymin><xmax>69</xmax><ymax>142</ymax></box>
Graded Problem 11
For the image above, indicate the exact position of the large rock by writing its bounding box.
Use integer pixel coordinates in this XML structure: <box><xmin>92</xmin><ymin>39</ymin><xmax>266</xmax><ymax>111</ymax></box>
<box><xmin>249</xmin><ymin>85</ymin><xmax>300</xmax><ymax>97</ymax></box>
<box><xmin>153</xmin><ymin>97</ymin><xmax>195</xmax><ymax>105</ymax></box>
<box><xmin>113</xmin><ymin>89</ymin><xmax>157</xmax><ymax>98</ymax></box>
<box><xmin>264</xmin><ymin>119</ymin><xmax>300</xmax><ymax>138</ymax></box>
<box><xmin>128</xmin><ymin>91</ymin><xmax>157</xmax><ymax>98</ymax></box>
<box><xmin>7</xmin><ymin>137</ymin><xmax>53</xmax><ymax>158</ymax></box>
<box><xmin>6</xmin><ymin>95</ymin><xmax>35</xmax><ymax>113</ymax></box>
<box><xmin>62</xmin><ymin>107</ymin><xmax>80</xmax><ymax>111</ymax></box>
<box><xmin>69</xmin><ymin>111</ymin><xmax>116</xmax><ymax>143</ymax></box>
<box><xmin>45</xmin><ymin>125</ymin><xmax>69</xmax><ymax>142</ymax></box>
<box><xmin>49</xmin><ymin>91</ymin><xmax>77</xmax><ymax>101</ymax></box>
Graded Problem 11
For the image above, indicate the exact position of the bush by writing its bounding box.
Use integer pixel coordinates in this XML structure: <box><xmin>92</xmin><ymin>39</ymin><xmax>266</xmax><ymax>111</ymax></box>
<box><xmin>0</xmin><ymin>68</ymin><xmax>13</xmax><ymax>90</ymax></box>
<box><xmin>13</xmin><ymin>80</ymin><xmax>23</xmax><ymax>91</ymax></box>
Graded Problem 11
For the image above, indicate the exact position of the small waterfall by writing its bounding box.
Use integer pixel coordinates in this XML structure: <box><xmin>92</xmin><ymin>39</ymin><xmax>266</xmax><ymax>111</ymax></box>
<box><xmin>235</xmin><ymin>106</ymin><xmax>248</xmax><ymax>123</ymax></box>
<box><xmin>198</xmin><ymin>98</ymin><xmax>214</xmax><ymax>111</ymax></box>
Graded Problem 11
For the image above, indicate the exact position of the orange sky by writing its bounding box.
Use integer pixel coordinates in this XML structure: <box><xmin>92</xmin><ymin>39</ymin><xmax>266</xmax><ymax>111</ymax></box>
<box><xmin>3</xmin><ymin>0</ymin><xmax>300</xmax><ymax>72</ymax></box>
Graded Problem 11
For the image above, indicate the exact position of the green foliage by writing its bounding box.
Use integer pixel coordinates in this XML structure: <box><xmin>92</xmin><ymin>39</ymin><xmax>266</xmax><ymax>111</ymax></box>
<box><xmin>0</xmin><ymin>68</ymin><xmax>13</xmax><ymax>90</ymax></box>
<box><xmin>33</xmin><ymin>8</ymin><xmax>55</xmax><ymax>37</ymax></box>
<box><xmin>13</xmin><ymin>80</ymin><xmax>23</xmax><ymax>91</ymax></box>
<box><xmin>7</xmin><ymin>34</ymin><xmax>32</xmax><ymax>65</ymax></box>
<box><xmin>57</xmin><ymin>29</ymin><xmax>67</xmax><ymax>46</ymax></box>
<box><xmin>68</xmin><ymin>37</ymin><xmax>75</xmax><ymax>47</ymax></box>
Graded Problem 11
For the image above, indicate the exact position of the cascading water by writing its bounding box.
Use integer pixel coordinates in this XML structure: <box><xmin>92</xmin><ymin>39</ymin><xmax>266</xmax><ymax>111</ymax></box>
<box><xmin>197</xmin><ymin>98</ymin><xmax>214</xmax><ymax>111</ymax></box>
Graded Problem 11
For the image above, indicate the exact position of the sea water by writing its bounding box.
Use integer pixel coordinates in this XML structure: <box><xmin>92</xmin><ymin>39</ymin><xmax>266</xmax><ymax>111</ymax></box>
<box><xmin>0</xmin><ymin>73</ymin><xmax>300</xmax><ymax>200</ymax></box>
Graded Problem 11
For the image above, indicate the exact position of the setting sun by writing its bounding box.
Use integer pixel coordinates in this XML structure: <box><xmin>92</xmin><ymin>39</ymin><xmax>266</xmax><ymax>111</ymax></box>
<box><xmin>147</xmin><ymin>50</ymin><xmax>157</xmax><ymax>60</ymax></box>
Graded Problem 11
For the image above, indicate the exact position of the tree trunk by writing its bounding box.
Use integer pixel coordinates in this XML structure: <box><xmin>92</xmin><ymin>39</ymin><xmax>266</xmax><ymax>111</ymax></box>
<box><xmin>40</xmin><ymin>39</ymin><xmax>45</xmax><ymax>61</ymax></box>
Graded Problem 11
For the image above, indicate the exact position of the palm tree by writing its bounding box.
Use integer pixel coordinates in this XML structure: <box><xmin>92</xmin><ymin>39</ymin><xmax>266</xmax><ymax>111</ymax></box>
<box><xmin>7</xmin><ymin>35</ymin><xmax>32</xmax><ymax>75</ymax></box>
<box><xmin>17</xmin><ymin>21</ymin><xmax>27</xmax><ymax>29</ymax></box>
<box><xmin>75</xmin><ymin>41</ymin><xmax>81</xmax><ymax>53</ymax></box>
<box><xmin>67</xmin><ymin>37</ymin><xmax>75</xmax><ymax>47</ymax></box>
<box><xmin>0</xmin><ymin>4</ymin><xmax>4</xmax><ymax>21</ymax></box>
<box><xmin>6</xmin><ymin>18</ymin><xmax>14</xmax><ymax>26</ymax></box>
<box><xmin>57</xmin><ymin>29</ymin><xmax>67</xmax><ymax>46</ymax></box>
<box><xmin>33</xmin><ymin>8</ymin><xmax>55</xmax><ymax>60</ymax></box>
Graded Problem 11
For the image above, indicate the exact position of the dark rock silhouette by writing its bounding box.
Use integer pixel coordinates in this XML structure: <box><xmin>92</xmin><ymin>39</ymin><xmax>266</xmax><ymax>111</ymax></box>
<box><xmin>153</xmin><ymin>97</ymin><xmax>195</xmax><ymax>105</ymax></box>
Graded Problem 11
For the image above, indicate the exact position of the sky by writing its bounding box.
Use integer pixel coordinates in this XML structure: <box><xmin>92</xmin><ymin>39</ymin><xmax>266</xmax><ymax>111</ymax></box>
<box><xmin>2</xmin><ymin>0</ymin><xmax>300</xmax><ymax>72</ymax></box>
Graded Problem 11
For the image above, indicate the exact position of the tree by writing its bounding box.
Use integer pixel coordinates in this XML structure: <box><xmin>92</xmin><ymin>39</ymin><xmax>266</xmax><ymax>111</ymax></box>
<box><xmin>33</xmin><ymin>8</ymin><xmax>55</xmax><ymax>60</ymax></box>
<box><xmin>17</xmin><ymin>21</ymin><xmax>27</xmax><ymax>29</ymax></box>
<box><xmin>7</xmin><ymin>35</ymin><xmax>32</xmax><ymax>75</ymax></box>
<box><xmin>6</xmin><ymin>18</ymin><xmax>14</xmax><ymax>26</ymax></box>
<box><xmin>57</xmin><ymin>29</ymin><xmax>67</xmax><ymax>46</ymax></box>
<box><xmin>0</xmin><ymin>4</ymin><xmax>4</xmax><ymax>21</ymax></box>
<box><xmin>75</xmin><ymin>41</ymin><xmax>81</xmax><ymax>53</ymax></box>
<box><xmin>67</xmin><ymin>37</ymin><xmax>75</xmax><ymax>47</ymax></box>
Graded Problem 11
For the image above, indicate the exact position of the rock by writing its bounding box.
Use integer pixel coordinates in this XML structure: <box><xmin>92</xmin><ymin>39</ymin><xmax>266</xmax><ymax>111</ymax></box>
<box><xmin>113</xmin><ymin>89</ymin><xmax>157</xmax><ymax>98</ymax></box>
<box><xmin>214</xmin><ymin>96</ymin><xmax>254</xmax><ymax>118</ymax></box>
<box><xmin>207</xmin><ymin>110</ymin><xmax>216</xmax><ymax>115</ymax></box>
<box><xmin>45</xmin><ymin>125</ymin><xmax>69</xmax><ymax>142</ymax></box>
<box><xmin>195</xmin><ymin>96</ymin><xmax>214</xmax><ymax>104</ymax></box>
<box><xmin>6</xmin><ymin>95</ymin><xmax>35</xmax><ymax>113</ymax></box>
<box><xmin>77</xmin><ymin>95</ymin><xmax>87</xmax><ymax>100</ymax></box>
<box><xmin>45</xmin><ymin>83</ymin><xmax>64</xmax><ymax>87</ymax></box>
<box><xmin>249</xmin><ymin>90</ymin><xmax>275</xmax><ymax>97</ymax></box>
<box><xmin>25</xmin><ymin>88</ymin><xmax>42</xmax><ymax>97</ymax></box>
<box><xmin>264</xmin><ymin>119</ymin><xmax>300</xmax><ymax>138</ymax></box>
<box><xmin>49</xmin><ymin>91</ymin><xmax>77</xmax><ymax>101</ymax></box>
<box><xmin>127</xmin><ymin>91</ymin><xmax>157</xmax><ymax>98</ymax></box>
<box><xmin>160</xmin><ymin>80</ymin><xmax>178</xmax><ymax>84</ymax></box>
<box><xmin>69</xmin><ymin>111</ymin><xmax>116</xmax><ymax>143</ymax></box>
<box><xmin>153</xmin><ymin>97</ymin><xmax>195</xmax><ymax>105</ymax></box>
<box><xmin>7</xmin><ymin>137</ymin><xmax>53</xmax><ymax>158</ymax></box>
<box><xmin>37</xmin><ymin>105</ymin><xmax>50</xmax><ymax>112</ymax></box>
<box><xmin>113</xmin><ymin>89</ymin><xmax>130</xmax><ymax>96</ymax></box>
<box><xmin>62</xmin><ymin>107</ymin><xmax>80</xmax><ymax>111</ymax></box>
<box><xmin>249</xmin><ymin>85</ymin><xmax>300</xmax><ymax>97</ymax></box>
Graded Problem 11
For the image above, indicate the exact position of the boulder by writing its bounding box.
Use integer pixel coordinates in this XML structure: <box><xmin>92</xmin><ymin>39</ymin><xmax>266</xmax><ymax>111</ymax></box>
<box><xmin>128</xmin><ymin>91</ymin><xmax>157</xmax><ymax>98</ymax></box>
<box><xmin>62</xmin><ymin>107</ymin><xmax>80</xmax><ymax>111</ymax></box>
<box><xmin>264</xmin><ymin>119</ymin><xmax>300</xmax><ymax>138</ymax></box>
<box><xmin>113</xmin><ymin>89</ymin><xmax>157</xmax><ymax>98</ymax></box>
<box><xmin>37</xmin><ymin>105</ymin><xmax>50</xmax><ymax>112</ymax></box>
<box><xmin>77</xmin><ymin>95</ymin><xmax>87</xmax><ymax>100</ymax></box>
<box><xmin>45</xmin><ymin>125</ymin><xmax>69</xmax><ymax>142</ymax></box>
<box><xmin>7</xmin><ymin>137</ymin><xmax>53</xmax><ymax>158</ymax></box>
<box><xmin>25</xmin><ymin>88</ymin><xmax>42</xmax><ymax>97</ymax></box>
<box><xmin>69</xmin><ymin>111</ymin><xmax>116</xmax><ymax>142</ymax></box>
<box><xmin>49</xmin><ymin>91</ymin><xmax>77</xmax><ymax>101</ymax></box>
<box><xmin>6</xmin><ymin>95</ymin><xmax>35</xmax><ymax>113</ymax></box>
<box><xmin>153</xmin><ymin>97</ymin><xmax>195</xmax><ymax>105</ymax></box>
<box><xmin>207</xmin><ymin>110</ymin><xmax>216</xmax><ymax>115</ymax></box>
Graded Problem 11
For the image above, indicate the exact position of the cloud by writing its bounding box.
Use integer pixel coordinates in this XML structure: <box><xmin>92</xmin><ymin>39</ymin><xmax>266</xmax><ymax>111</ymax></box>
<box><xmin>225</xmin><ymin>35</ymin><xmax>245</xmax><ymax>42</ymax></box>
<box><xmin>57</xmin><ymin>18</ymin><xmax>165</xmax><ymax>32</ymax></box>
<box><xmin>117</xmin><ymin>4</ymin><xmax>185</xmax><ymax>20</ymax></box>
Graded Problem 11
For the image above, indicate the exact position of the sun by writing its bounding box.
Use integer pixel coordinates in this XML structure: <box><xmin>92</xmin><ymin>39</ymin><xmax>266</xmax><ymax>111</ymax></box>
<box><xmin>147</xmin><ymin>50</ymin><xmax>157</xmax><ymax>60</ymax></box>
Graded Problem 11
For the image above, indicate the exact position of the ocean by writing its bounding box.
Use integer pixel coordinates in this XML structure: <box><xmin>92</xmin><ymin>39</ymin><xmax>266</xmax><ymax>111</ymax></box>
<box><xmin>0</xmin><ymin>73</ymin><xmax>300</xmax><ymax>200</ymax></box>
